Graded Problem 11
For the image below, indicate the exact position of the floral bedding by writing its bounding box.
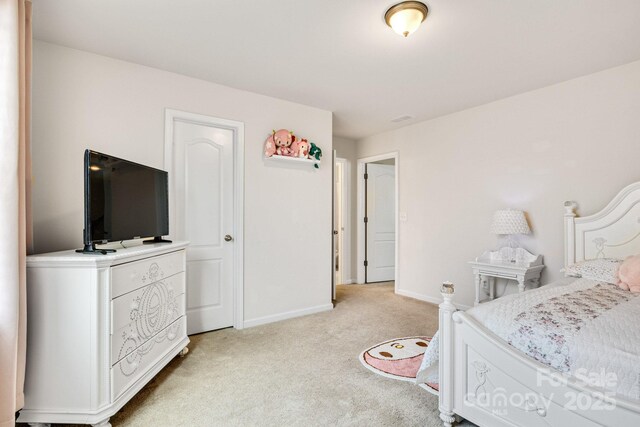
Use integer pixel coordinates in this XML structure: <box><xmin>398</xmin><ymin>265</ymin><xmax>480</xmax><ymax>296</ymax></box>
<box><xmin>563</xmin><ymin>257</ymin><xmax>622</xmax><ymax>284</ymax></box>
<box><xmin>416</xmin><ymin>278</ymin><xmax>640</xmax><ymax>402</ymax></box>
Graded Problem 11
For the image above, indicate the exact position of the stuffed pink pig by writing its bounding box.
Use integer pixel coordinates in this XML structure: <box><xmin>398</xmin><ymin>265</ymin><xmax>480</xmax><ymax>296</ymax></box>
<box><xmin>291</xmin><ymin>138</ymin><xmax>310</xmax><ymax>159</ymax></box>
<box><xmin>617</xmin><ymin>255</ymin><xmax>640</xmax><ymax>293</ymax></box>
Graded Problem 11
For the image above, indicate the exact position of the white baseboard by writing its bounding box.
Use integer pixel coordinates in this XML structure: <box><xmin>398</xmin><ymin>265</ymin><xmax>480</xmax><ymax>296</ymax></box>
<box><xmin>243</xmin><ymin>303</ymin><xmax>334</xmax><ymax>328</ymax></box>
<box><xmin>339</xmin><ymin>279</ymin><xmax>354</xmax><ymax>285</ymax></box>
<box><xmin>396</xmin><ymin>288</ymin><xmax>471</xmax><ymax>311</ymax></box>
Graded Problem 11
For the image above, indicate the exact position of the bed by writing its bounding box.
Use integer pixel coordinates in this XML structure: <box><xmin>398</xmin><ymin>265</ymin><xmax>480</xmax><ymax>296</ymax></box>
<box><xmin>428</xmin><ymin>182</ymin><xmax>640</xmax><ymax>426</ymax></box>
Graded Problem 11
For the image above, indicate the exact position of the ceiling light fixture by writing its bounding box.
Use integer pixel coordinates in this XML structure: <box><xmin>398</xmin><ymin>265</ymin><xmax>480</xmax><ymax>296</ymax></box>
<box><xmin>384</xmin><ymin>1</ymin><xmax>429</xmax><ymax>37</ymax></box>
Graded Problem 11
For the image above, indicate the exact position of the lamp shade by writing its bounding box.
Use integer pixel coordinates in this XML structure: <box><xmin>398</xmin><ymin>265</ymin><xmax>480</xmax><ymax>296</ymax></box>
<box><xmin>490</xmin><ymin>209</ymin><xmax>531</xmax><ymax>235</ymax></box>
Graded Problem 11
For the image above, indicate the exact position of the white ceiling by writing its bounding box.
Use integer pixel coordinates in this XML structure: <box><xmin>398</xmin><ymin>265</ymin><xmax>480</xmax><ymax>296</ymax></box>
<box><xmin>32</xmin><ymin>0</ymin><xmax>640</xmax><ymax>139</ymax></box>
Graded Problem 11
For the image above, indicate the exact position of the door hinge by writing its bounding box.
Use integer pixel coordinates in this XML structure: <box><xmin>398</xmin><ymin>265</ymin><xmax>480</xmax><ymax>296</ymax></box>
<box><xmin>364</xmin><ymin>260</ymin><xmax>369</xmax><ymax>267</ymax></box>
<box><xmin>364</xmin><ymin>173</ymin><xmax>369</xmax><ymax>180</ymax></box>
<box><xmin>364</xmin><ymin>217</ymin><xmax>368</xmax><ymax>223</ymax></box>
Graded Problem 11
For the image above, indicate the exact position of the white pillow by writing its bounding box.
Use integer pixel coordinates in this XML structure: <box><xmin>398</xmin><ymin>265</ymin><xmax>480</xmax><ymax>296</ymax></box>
<box><xmin>563</xmin><ymin>258</ymin><xmax>622</xmax><ymax>284</ymax></box>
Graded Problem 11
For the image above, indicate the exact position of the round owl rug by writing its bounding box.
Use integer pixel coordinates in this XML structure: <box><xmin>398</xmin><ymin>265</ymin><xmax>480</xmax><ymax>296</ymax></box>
<box><xmin>359</xmin><ymin>336</ymin><xmax>438</xmax><ymax>394</ymax></box>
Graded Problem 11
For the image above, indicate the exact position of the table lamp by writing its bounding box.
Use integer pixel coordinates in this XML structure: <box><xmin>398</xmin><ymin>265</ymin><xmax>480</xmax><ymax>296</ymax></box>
<box><xmin>490</xmin><ymin>209</ymin><xmax>531</xmax><ymax>262</ymax></box>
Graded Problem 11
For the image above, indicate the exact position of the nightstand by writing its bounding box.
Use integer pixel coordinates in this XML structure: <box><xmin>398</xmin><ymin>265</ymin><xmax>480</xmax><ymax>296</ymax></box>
<box><xmin>469</xmin><ymin>247</ymin><xmax>544</xmax><ymax>306</ymax></box>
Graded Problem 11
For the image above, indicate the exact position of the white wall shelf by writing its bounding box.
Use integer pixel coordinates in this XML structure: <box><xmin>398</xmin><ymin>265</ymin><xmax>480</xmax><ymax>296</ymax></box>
<box><xmin>264</xmin><ymin>155</ymin><xmax>320</xmax><ymax>167</ymax></box>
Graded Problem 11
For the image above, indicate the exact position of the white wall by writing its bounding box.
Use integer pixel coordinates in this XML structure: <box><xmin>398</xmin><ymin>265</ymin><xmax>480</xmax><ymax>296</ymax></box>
<box><xmin>32</xmin><ymin>42</ymin><xmax>333</xmax><ymax>325</ymax></box>
<box><xmin>333</xmin><ymin>136</ymin><xmax>358</xmax><ymax>283</ymax></box>
<box><xmin>357</xmin><ymin>60</ymin><xmax>640</xmax><ymax>308</ymax></box>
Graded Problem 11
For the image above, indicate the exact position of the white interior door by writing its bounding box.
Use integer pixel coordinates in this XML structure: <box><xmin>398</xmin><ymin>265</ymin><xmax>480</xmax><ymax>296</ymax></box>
<box><xmin>366</xmin><ymin>163</ymin><xmax>395</xmax><ymax>283</ymax></box>
<box><xmin>332</xmin><ymin>151</ymin><xmax>337</xmax><ymax>299</ymax></box>
<box><xmin>171</xmin><ymin>119</ymin><xmax>235</xmax><ymax>334</ymax></box>
<box><xmin>334</xmin><ymin>159</ymin><xmax>345</xmax><ymax>291</ymax></box>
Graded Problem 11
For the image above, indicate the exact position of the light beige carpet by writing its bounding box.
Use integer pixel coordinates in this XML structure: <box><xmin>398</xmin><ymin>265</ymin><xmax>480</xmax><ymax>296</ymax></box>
<box><xmin>30</xmin><ymin>283</ymin><xmax>452</xmax><ymax>426</ymax></box>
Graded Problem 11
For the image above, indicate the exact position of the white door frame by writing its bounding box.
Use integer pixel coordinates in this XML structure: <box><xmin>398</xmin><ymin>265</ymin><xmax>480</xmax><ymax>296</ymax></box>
<box><xmin>357</xmin><ymin>152</ymin><xmax>399</xmax><ymax>290</ymax></box>
<box><xmin>164</xmin><ymin>108</ymin><xmax>245</xmax><ymax>329</ymax></box>
<box><xmin>335</xmin><ymin>157</ymin><xmax>352</xmax><ymax>285</ymax></box>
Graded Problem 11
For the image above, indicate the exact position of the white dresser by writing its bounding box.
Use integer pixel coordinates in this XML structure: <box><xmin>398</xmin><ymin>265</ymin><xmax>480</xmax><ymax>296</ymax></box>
<box><xmin>18</xmin><ymin>242</ymin><xmax>190</xmax><ymax>427</ymax></box>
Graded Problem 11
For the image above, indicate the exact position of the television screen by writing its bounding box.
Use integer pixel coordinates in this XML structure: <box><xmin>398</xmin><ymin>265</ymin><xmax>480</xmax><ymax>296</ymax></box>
<box><xmin>85</xmin><ymin>150</ymin><xmax>169</xmax><ymax>244</ymax></box>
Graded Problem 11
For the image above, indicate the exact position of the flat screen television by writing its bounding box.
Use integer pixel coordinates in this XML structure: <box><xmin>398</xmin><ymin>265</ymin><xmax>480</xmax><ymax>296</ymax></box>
<box><xmin>77</xmin><ymin>150</ymin><xmax>171</xmax><ymax>254</ymax></box>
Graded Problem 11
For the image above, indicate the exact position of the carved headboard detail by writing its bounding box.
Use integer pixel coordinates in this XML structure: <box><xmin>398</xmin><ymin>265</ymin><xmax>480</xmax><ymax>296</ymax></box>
<box><xmin>565</xmin><ymin>182</ymin><xmax>640</xmax><ymax>267</ymax></box>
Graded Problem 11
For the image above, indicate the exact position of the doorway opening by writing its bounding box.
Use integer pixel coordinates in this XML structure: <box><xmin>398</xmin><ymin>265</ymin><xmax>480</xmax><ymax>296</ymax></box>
<box><xmin>357</xmin><ymin>153</ymin><xmax>398</xmax><ymax>288</ymax></box>
<box><xmin>333</xmin><ymin>157</ymin><xmax>351</xmax><ymax>292</ymax></box>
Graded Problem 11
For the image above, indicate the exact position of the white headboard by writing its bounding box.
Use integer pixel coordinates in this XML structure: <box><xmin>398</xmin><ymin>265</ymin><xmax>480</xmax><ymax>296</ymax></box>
<box><xmin>565</xmin><ymin>181</ymin><xmax>640</xmax><ymax>267</ymax></box>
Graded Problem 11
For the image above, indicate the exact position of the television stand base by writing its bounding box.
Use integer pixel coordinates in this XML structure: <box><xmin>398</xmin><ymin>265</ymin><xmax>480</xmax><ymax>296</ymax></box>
<box><xmin>75</xmin><ymin>243</ymin><xmax>116</xmax><ymax>255</ymax></box>
<box><xmin>143</xmin><ymin>237</ymin><xmax>173</xmax><ymax>244</ymax></box>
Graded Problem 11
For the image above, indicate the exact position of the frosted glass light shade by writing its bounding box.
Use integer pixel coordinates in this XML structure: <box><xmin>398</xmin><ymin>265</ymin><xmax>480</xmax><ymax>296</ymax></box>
<box><xmin>385</xmin><ymin>2</ymin><xmax>428</xmax><ymax>37</ymax></box>
<box><xmin>490</xmin><ymin>209</ymin><xmax>531</xmax><ymax>235</ymax></box>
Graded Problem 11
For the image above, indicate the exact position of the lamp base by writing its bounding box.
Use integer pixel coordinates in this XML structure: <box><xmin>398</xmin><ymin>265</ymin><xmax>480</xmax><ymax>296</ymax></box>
<box><xmin>506</xmin><ymin>235</ymin><xmax>518</xmax><ymax>263</ymax></box>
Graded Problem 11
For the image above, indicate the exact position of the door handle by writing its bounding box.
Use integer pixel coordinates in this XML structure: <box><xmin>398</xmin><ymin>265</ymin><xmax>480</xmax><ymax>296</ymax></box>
<box><xmin>224</xmin><ymin>235</ymin><xmax>233</xmax><ymax>242</ymax></box>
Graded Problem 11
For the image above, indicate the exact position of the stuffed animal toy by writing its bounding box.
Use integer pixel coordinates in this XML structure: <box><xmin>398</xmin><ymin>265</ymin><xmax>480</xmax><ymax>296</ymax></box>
<box><xmin>617</xmin><ymin>254</ymin><xmax>640</xmax><ymax>293</ymax></box>
<box><xmin>264</xmin><ymin>135</ymin><xmax>276</xmax><ymax>157</ymax></box>
<box><xmin>309</xmin><ymin>142</ymin><xmax>322</xmax><ymax>168</ymax></box>
<box><xmin>268</xmin><ymin>129</ymin><xmax>295</xmax><ymax>157</ymax></box>
<box><xmin>291</xmin><ymin>138</ymin><xmax>310</xmax><ymax>159</ymax></box>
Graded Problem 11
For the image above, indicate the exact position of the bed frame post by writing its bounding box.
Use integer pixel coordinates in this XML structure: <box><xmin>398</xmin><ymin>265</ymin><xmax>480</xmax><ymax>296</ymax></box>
<box><xmin>564</xmin><ymin>201</ymin><xmax>578</xmax><ymax>268</ymax></box>
<box><xmin>439</xmin><ymin>281</ymin><xmax>456</xmax><ymax>427</ymax></box>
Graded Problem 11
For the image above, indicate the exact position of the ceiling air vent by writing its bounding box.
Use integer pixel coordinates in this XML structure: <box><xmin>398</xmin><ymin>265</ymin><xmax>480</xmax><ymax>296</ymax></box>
<box><xmin>391</xmin><ymin>115</ymin><xmax>414</xmax><ymax>123</ymax></box>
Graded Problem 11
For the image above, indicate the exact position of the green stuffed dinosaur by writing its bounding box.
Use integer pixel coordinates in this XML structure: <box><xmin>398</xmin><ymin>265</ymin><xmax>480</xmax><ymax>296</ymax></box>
<box><xmin>309</xmin><ymin>142</ymin><xmax>322</xmax><ymax>169</ymax></box>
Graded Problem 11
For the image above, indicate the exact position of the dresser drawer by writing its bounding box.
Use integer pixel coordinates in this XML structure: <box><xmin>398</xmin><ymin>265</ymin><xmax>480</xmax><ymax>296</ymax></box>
<box><xmin>111</xmin><ymin>250</ymin><xmax>185</xmax><ymax>298</ymax></box>
<box><xmin>111</xmin><ymin>273</ymin><xmax>186</xmax><ymax>365</ymax></box>
<box><xmin>477</xmin><ymin>269</ymin><xmax>518</xmax><ymax>280</ymax></box>
<box><xmin>112</xmin><ymin>315</ymin><xmax>186</xmax><ymax>401</ymax></box>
